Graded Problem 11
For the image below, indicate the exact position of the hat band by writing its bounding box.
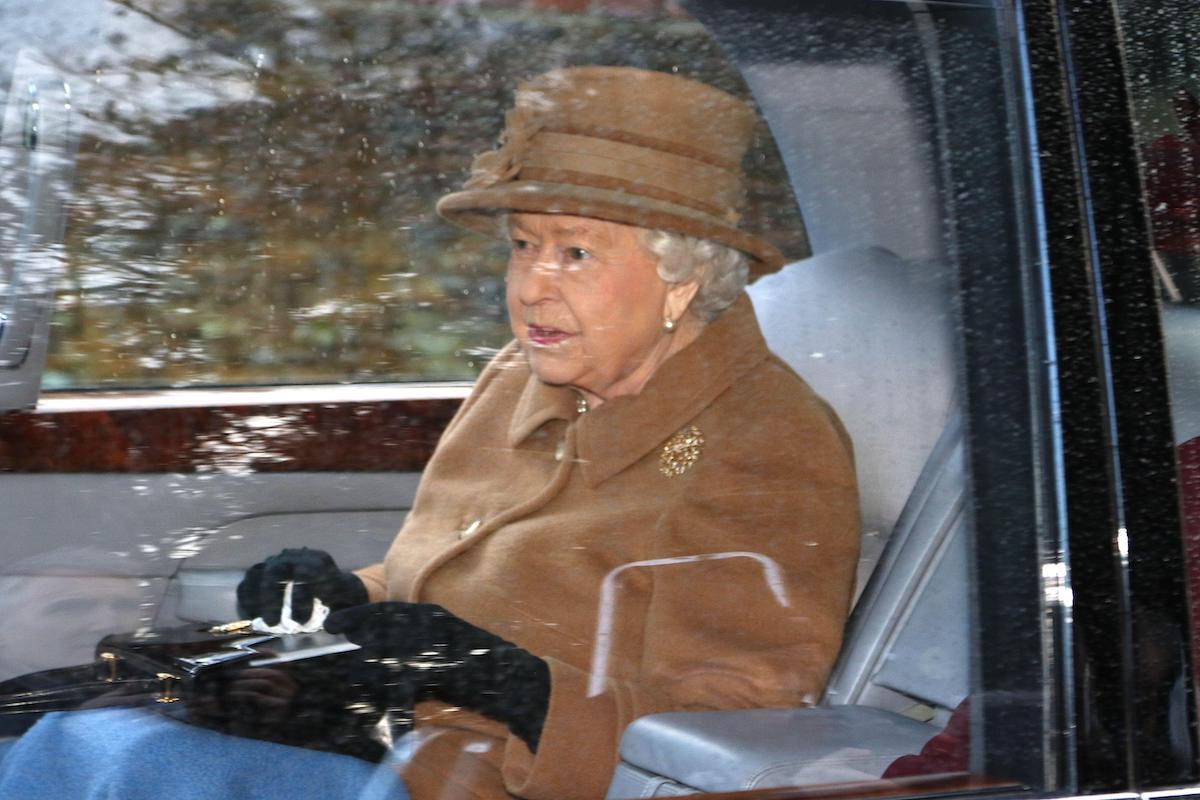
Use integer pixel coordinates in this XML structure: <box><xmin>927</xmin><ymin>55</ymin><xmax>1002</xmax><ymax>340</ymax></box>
<box><xmin>547</xmin><ymin>124</ymin><xmax>741</xmax><ymax>171</ymax></box>
<box><xmin>518</xmin><ymin>167</ymin><xmax>729</xmax><ymax>219</ymax></box>
<box><xmin>520</xmin><ymin>131</ymin><xmax>742</xmax><ymax>220</ymax></box>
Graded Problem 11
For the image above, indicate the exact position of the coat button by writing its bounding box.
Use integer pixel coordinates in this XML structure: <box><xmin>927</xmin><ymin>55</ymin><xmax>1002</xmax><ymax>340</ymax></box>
<box><xmin>459</xmin><ymin>519</ymin><xmax>482</xmax><ymax>540</ymax></box>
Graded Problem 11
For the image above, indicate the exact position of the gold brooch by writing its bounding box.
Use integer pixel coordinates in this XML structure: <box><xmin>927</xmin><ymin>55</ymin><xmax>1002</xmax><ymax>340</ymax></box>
<box><xmin>660</xmin><ymin>426</ymin><xmax>704</xmax><ymax>477</ymax></box>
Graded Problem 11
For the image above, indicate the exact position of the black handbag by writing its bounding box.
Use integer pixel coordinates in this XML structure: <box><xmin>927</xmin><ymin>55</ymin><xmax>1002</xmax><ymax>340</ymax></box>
<box><xmin>0</xmin><ymin>621</ymin><xmax>412</xmax><ymax>761</ymax></box>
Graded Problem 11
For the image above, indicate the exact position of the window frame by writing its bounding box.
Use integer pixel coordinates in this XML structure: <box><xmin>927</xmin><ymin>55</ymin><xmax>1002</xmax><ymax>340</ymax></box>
<box><xmin>1018</xmin><ymin>0</ymin><xmax>1196</xmax><ymax>790</ymax></box>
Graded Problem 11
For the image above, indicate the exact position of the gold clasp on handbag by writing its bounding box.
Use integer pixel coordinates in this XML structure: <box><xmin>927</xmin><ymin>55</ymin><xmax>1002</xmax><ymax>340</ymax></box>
<box><xmin>156</xmin><ymin>672</ymin><xmax>181</xmax><ymax>704</ymax></box>
<box><xmin>98</xmin><ymin>652</ymin><xmax>119</xmax><ymax>683</ymax></box>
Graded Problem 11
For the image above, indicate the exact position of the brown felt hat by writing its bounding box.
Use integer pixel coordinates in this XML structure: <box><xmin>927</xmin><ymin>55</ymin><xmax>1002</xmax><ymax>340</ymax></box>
<box><xmin>436</xmin><ymin>66</ymin><xmax>786</xmax><ymax>274</ymax></box>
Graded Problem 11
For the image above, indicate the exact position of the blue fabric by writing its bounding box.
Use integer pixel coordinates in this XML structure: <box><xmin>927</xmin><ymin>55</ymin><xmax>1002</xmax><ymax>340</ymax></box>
<box><xmin>0</xmin><ymin>708</ymin><xmax>409</xmax><ymax>800</ymax></box>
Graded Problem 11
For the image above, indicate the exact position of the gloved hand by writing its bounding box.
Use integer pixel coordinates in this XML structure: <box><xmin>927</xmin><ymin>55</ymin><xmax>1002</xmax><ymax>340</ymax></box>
<box><xmin>237</xmin><ymin>547</ymin><xmax>368</xmax><ymax>626</ymax></box>
<box><xmin>325</xmin><ymin>602</ymin><xmax>551</xmax><ymax>752</ymax></box>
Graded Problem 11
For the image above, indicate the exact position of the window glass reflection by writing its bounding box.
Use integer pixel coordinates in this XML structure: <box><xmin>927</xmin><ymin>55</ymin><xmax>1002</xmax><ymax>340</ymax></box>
<box><xmin>42</xmin><ymin>0</ymin><xmax>803</xmax><ymax>390</ymax></box>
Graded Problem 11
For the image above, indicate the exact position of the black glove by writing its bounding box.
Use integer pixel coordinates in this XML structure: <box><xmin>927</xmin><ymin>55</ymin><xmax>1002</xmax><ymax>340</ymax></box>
<box><xmin>325</xmin><ymin>602</ymin><xmax>551</xmax><ymax>752</ymax></box>
<box><xmin>237</xmin><ymin>547</ymin><xmax>368</xmax><ymax>626</ymax></box>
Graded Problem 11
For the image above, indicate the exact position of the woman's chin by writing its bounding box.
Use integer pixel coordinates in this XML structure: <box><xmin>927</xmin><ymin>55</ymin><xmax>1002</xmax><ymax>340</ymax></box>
<box><xmin>524</xmin><ymin>348</ymin><xmax>582</xmax><ymax>388</ymax></box>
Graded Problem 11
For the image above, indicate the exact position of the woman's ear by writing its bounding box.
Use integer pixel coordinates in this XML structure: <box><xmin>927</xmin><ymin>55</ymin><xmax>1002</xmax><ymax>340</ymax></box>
<box><xmin>663</xmin><ymin>279</ymin><xmax>701</xmax><ymax>325</ymax></box>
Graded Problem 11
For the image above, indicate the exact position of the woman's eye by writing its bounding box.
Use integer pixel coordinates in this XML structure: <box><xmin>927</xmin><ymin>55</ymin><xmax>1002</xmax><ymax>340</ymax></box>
<box><xmin>564</xmin><ymin>246</ymin><xmax>590</xmax><ymax>261</ymax></box>
<box><xmin>510</xmin><ymin>238</ymin><xmax>531</xmax><ymax>252</ymax></box>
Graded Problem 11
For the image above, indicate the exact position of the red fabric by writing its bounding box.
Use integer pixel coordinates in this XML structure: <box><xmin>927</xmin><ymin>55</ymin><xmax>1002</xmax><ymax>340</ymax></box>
<box><xmin>1145</xmin><ymin>134</ymin><xmax>1200</xmax><ymax>256</ymax></box>
<box><xmin>1176</xmin><ymin>436</ymin><xmax>1200</xmax><ymax>692</ymax></box>
<box><xmin>881</xmin><ymin>699</ymin><xmax>970</xmax><ymax>779</ymax></box>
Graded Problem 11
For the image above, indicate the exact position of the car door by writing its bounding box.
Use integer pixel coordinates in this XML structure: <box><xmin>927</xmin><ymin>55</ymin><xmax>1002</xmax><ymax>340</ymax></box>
<box><xmin>1</xmin><ymin>1</ymin><xmax>1198</xmax><ymax>799</ymax></box>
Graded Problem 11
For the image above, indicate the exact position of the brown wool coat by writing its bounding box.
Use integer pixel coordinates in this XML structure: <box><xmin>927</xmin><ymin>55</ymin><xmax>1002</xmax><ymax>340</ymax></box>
<box><xmin>356</xmin><ymin>295</ymin><xmax>861</xmax><ymax>800</ymax></box>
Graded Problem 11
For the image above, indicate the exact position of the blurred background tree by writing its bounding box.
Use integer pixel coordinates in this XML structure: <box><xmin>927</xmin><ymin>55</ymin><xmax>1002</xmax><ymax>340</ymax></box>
<box><xmin>45</xmin><ymin>0</ymin><xmax>807</xmax><ymax>389</ymax></box>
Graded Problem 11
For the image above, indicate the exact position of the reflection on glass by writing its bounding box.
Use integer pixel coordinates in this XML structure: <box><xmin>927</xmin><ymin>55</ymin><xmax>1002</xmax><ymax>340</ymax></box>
<box><xmin>42</xmin><ymin>0</ymin><xmax>802</xmax><ymax>390</ymax></box>
<box><xmin>1119</xmin><ymin>0</ymin><xmax>1200</xmax><ymax>747</ymax></box>
<box><xmin>0</xmin><ymin>548</ymin><xmax>153</xmax><ymax>682</ymax></box>
<box><xmin>588</xmin><ymin>552</ymin><xmax>791</xmax><ymax>697</ymax></box>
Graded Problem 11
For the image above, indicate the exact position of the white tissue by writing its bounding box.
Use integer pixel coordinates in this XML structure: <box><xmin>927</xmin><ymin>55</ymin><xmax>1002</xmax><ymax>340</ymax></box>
<box><xmin>251</xmin><ymin>580</ymin><xmax>330</xmax><ymax>634</ymax></box>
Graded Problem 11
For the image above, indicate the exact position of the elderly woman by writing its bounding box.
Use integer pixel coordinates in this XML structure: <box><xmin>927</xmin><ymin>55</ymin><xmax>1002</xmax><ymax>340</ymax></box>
<box><xmin>237</xmin><ymin>66</ymin><xmax>860</xmax><ymax>800</ymax></box>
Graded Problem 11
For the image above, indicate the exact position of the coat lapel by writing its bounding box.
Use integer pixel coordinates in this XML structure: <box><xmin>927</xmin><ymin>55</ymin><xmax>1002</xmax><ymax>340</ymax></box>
<box><xmin>577</xmin><ymin>294</ymin><xmax>770</xmax><ymax>487</ymax></box>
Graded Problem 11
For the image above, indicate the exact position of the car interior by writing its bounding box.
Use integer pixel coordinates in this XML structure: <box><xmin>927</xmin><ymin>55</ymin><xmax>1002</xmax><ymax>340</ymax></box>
<box><xmin>0</xmin><ymin>0</ymin><xmax>1077</xmax><ymax>796</ymax></box>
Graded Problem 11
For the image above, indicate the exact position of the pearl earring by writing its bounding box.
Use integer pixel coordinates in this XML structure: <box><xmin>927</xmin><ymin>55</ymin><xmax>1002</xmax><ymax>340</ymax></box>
<box><xmin>662</xmin><ymin>317</ymin><xmax>677</xmax><ymax>333</ymax></box>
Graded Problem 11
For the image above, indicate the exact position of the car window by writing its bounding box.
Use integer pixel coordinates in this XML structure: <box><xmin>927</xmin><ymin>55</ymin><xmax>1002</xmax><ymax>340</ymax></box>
<box><xmin>0</xmin><ymin>1</ymin><xmax>1088</xmax><ymax>798</ymax></box>
<box><xmin>35</xmin><ymin>0</ymin><xmax>805</xmax><ymax>391</ymax></box>
<box><xmin>1116</xmin><ymin>0</ymin><xmax>1200</xmax><ymax>703</ymax></box>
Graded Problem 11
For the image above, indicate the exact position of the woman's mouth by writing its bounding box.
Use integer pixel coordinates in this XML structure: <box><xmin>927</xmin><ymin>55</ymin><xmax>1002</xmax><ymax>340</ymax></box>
<box><xmin>527</xmin><ymin>325</ymin><xmax>574</xmax><ymax>346</ymax></box>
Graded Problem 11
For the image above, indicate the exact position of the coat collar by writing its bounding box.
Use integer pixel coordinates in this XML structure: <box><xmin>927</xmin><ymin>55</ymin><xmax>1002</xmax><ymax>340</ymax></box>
<box><xmin>506</xmin><ymin>293</ymin><xmax>771</xmax><ymax>486</ymax></box>
<box><xmin>507</xmin><ymin>367</ymin><xmax>580</xmax><ymax>445</ymax></box>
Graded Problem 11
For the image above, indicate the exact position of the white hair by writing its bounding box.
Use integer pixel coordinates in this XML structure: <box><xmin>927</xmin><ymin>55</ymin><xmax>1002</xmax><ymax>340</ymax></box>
<box><xmin>639</xmin><ymin>228</ymin><xmax>750</xmax><ymax>321</ymax></box>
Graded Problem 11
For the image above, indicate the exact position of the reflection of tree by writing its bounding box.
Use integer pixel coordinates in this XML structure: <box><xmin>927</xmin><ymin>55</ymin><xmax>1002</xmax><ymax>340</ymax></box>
<box><xmin>47</xmin><ymin>0</ymin><xmax>806</xmax><ymax>388</ymax></box>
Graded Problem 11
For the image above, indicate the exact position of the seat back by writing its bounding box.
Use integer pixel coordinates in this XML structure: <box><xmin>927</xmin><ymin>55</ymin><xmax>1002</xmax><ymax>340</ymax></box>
<box><xmin>1162</xmin><ymin>302</ymin><xmax>1200</xmax><ymax>445</ymax></box>
<box><xmin>748</xmin><ymin>246</ymin><xmax>960</xmax><ymax>595</ymax></box>
<box><xmin>823</xmin><ymin>415</ymin><xmax>969</xmax><ymax>714</ymax></box>
<box><xmin>749</xmin><ymin>247</ymin><xmax>970</xmax><ymax>717</ymax></box>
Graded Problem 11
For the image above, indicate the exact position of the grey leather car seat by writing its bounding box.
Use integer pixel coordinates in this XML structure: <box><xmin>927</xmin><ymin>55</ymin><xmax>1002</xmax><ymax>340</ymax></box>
<box><xmin>605</xmin><ymin>246</ymin><xmax>968</xmax><ymax>797</ymax></box>
<box><xmin>1162</xmin><ymin>302</ymin><xmax>1200</xmax><ymax>446</ymax></box>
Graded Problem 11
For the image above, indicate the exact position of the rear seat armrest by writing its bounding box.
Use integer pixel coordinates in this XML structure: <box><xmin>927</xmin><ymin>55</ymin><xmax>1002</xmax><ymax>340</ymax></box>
<box><xmin>606</xmin><ymin>706</ymin><xmax>939</xmax><ymax>798</ymax></box>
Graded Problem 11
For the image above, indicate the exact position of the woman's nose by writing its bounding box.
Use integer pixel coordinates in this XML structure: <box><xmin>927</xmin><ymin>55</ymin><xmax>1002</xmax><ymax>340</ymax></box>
<box><xmin>516</xmin><ymin>257</ymin><xmax>562</xmax><ymax>305</ymax></box>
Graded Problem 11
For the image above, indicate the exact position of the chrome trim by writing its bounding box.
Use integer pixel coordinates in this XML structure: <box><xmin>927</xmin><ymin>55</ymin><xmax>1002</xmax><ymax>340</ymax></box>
<box><xmin>33</xmin><ymin>381</ymin><xmax>475</xmax><ymax>413</ymax></box>
<box><xmin>994</xmin><ymin>783</ymin><xmax>1200</xmax><ymax>799</ymax></box>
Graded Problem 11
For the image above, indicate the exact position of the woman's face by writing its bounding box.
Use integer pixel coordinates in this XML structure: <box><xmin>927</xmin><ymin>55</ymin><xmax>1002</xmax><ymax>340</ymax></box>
<box><xmin>505</xmin><ymin>213</ymin><xmax>698</xmax><ymax>406</ymax></box>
